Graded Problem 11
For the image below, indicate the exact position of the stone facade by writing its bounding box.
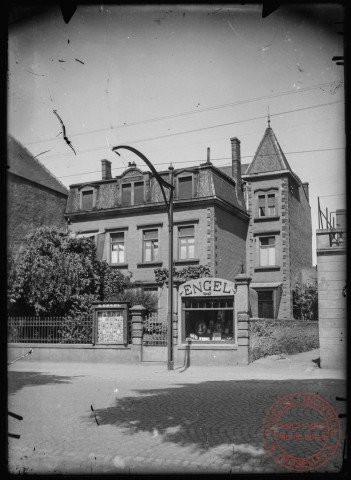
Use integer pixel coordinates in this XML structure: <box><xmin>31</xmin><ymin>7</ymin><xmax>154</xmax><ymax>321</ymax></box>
<box><xmin>224</xmin><ymin>125</ymin><xmax>313</xmax><ymax>319</ymax></box>
<box><xmin>65</xmin><ymin>158</ymin><xmax>250</xmax><ymax>325</ymax></box>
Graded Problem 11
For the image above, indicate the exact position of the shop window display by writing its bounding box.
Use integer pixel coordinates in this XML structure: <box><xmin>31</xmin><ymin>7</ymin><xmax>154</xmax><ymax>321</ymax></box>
<box><xmin>183</xmin><ymin>297</ymin><xmax>234</xmax><ymax>342</ymax></box>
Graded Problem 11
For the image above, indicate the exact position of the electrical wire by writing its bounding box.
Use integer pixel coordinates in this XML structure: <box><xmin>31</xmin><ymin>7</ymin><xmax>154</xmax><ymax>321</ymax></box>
<box><xmin>56</xmin><ymin>146</ymin><xmax>345</xmax><ymax>179</ymax></box>
<box><xmin>38</xmin><ymin>100</ymin><xmax>344</xmax><ymax>161</ymax></box>
<box><xmin>25</xmin><ymin>81</ymin><xmax>342</xmax><ymax>146</ymax></box>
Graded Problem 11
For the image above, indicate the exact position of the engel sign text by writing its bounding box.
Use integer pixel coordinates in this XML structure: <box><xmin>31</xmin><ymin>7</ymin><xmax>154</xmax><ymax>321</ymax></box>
<box><xmin>179</xmin><ymin>278</ymin><xmax>236</xmax><ymax>297</ymax></box>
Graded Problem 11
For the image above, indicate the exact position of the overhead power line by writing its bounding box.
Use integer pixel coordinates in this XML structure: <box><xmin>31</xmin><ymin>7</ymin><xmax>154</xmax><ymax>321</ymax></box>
<box><xmin>43</xmin><ymin>100</ymin><xmax>344</xmax><ymax>160</ymax></box>
<box><xmin>56</xmin><ymin>146</ymin><xmax>345</xmax><ymax>180</ymax></box>
<box><xmin>25</xmin><ymin>81</ymin><xmax>342</xmax><ymax>145</ymax></box>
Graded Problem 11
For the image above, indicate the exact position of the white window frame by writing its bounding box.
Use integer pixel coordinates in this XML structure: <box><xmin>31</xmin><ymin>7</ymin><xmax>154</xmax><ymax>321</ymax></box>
<box><xmin>142</xmin><ymin>229</ymin><xmax>159</xmax><ymax>263</ymax></box>
<box><xmin>110</xmin><ymin>231</ymin><xmax>126</xmax><ymax>265</ymax></box>
<box><xmin>178</xmin><ymin>225</ymin><xmax>196</xmax><ymax>260</ymax></box>
<box><xmin>259</xmin><ymin>236</ymin><xmax>276</xmax><ymax>266</ymax></box>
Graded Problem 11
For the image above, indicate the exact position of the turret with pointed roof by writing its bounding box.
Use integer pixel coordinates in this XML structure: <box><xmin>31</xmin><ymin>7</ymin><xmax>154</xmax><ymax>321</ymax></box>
<box><xmin>241</xmin><ymin>121</ymin><xmax>313</xmax><ymax>320</ymax></box>
<box><xmin>245</xmin><ymin>124</ymin><xmax>293</xmax><ymax>176</ymax></box>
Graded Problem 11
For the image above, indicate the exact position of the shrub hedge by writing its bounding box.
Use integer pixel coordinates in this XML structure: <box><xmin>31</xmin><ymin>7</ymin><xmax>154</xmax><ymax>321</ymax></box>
<box><xmin>249</xmin><ymin>318</ymin><xmax>319</xmax><ymax>362</ymax></box>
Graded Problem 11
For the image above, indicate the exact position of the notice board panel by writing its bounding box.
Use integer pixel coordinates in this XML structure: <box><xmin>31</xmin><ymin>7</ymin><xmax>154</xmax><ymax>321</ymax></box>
<box><xmin>92</xmin><ymin>301</ymin><xmax>129</xmax><ymax>345</ymax></box>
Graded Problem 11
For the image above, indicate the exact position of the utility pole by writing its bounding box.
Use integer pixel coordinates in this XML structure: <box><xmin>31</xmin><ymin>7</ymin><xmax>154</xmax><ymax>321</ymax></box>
<box><xmin>112</xmin><ymin>145</ymin><xmax>175</xmax><ymax>370</ymax></box>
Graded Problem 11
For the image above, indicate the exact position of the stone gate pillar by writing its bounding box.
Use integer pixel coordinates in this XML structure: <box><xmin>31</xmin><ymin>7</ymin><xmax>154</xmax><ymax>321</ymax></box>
<box><xmin>235</xmin><ymin>273</ymin><xmax>252</xmax><ymax>364</ymax></box>
<box><xmin>130</xmin><ymin>305</ymin><xmax>146</xmax><ymax>363</ymax></box>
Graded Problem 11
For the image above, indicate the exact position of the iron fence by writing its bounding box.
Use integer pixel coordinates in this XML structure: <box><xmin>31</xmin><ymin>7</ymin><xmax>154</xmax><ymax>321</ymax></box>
<box><xmin>142</xmin><ymin>312</ymin><xmax>167</xmax><ymax>346</ymax></box>
<box><xmin>8</xmin><ymin>315</ymin><xmax>134</xmax><ymax>345</ymax></box>
<box><xmin>8</xmin><ymin>316</ymin><xmax>94</xmax><ymax>344</ymax></box>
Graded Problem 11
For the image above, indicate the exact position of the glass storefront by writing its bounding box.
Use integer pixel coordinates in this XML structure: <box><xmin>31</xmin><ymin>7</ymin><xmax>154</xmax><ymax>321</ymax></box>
<box><xmin>182</xmin><ymin>297</ymin><xmax>234</xmax><ymax>342</ymax></box>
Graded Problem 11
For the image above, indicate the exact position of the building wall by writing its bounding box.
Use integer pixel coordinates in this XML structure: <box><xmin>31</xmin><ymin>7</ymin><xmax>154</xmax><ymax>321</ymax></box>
<box><xmin>317</xmin><ymin>231</ymin><xmax>346</xmax><ymax>369</ymax></box>
<box><xmin>7</xmin><ymin>174</ymin><xmax>68</xmax><ymax>258</ymax></box>
<box><xmin>288</xmin><ymin>179</ymin><xmax>313</xmax><ymax>287</ymax></box>
<box><xmin>69</xmin><ymin>205</ymin><xmax>214</xmax><ymax>319</ymax></box>
<box><xmin>245</xmin><ymin>173</ymin><xmax>312</xmax><ymax>319</ymax></box>
<box><xmin>215</xmin><ymin>206</ymin><xmax>248</xmax><ymax>281</ymax></box>
<box><xmin>245</xmin><ymin>176</ymin><xmax>287</xmax><ymax>318</ymax></box>
<box><xmin>279</xmin><ymin>176</ymin><xmax>291</xmax><ymax>318</ymax></box>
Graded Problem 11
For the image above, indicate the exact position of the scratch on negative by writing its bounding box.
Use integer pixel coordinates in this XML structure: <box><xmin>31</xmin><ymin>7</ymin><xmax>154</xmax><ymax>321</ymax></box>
<box><xmin>53</xmin><ymin>110</ymin><xmax>77</xmax><ymax>155</ymax></box>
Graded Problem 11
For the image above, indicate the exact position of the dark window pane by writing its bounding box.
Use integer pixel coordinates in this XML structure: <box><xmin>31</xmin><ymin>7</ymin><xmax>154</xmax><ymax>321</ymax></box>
<box><xmin>179</xmin><ymin>226</ymin><xmax>194</xmax><ymax>237</ymax></box>
<box><xmin>178</xmin><ymin>176</ymin><xmax>193</xmax><ymax>199</ymax></box>
<box><xmin>111</xmin><ymin>232</ymin><xmax>124</xmax><ymax>242</ymax></box>
<box><xmin>82</xmin><ymin>190</ymin><xmax>93</xmax><ymax>209</ymax></box>
<box><xmin>134</xmin><ymin>182</ymin><xmax>144</xmax><ymax>204</ymax></box>
<box><xmin>260</xmin><ymin>237</ymin><xmax>275</xmax><ymax>246</ymax></box>
<box><xmin>122</xmin><ymin>184</ymin><xmax>132</xmax><ymax>206</ymax></box>
<box><xmin>144</xmin><ymin>229</ymin><xmax>157</xmax><ymax>240</ymax></box>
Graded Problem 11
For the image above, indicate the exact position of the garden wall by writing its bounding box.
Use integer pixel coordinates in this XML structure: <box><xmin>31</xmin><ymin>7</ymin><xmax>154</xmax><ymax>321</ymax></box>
<box><xmin>249</xmin><ymin>318</ymin><xmax>319</xmax><ymax>363</ymax></box>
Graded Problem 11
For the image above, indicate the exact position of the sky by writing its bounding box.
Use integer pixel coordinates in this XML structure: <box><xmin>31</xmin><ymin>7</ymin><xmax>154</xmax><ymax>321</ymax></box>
<box><xmin>8</xmin><ymin>4</ymin><xmax>345</xmax><ymax>264</ymax></box>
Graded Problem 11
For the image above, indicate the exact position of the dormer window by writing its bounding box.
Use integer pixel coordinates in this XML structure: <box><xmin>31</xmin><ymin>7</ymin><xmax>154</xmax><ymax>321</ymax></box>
<box><xmin>178</xmin><ymin>175</ymin><xmax>193</xmax><ymax>199</ymax></box>
<box><xmin>79</xmin><ymin>185</ymin><xmax>97</xmax><ymax>210</ymax></box>
<box><xmin>82</xmin><ymin>190</ymin><xmax>94</xmax><ymax>210</ymax></box>
<box><xmin>122</xmin><ymin>181</ymin><xmax>144</xmax><ymax>206</ymax></box>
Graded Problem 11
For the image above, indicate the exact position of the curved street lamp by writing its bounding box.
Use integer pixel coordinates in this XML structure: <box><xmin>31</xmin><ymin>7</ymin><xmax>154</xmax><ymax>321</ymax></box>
<box><xmin>112</xmin><ymin>145</ymin><xmax>175</xmax><ymax>371</ymax></box>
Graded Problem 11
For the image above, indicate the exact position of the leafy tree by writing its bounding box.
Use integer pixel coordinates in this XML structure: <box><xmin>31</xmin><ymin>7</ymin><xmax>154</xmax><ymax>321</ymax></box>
<box><xmin>292</xmin><ymin>280</ymin><xmax>318</xmax><ymax>321</ymax></box>
<box><xmin>154</xmin><ymin>265</ymin><xmax>211</xmax><ymax>285</ymax></box>
<box><xmin>117</xmin><ymin>287</ymin><xmax>158</xmax><ymax>314</ymax></box>
<box><xmin>8</xmin><ymin>226</ymin><xmax>131</xmax><ymax>317</ymax></box>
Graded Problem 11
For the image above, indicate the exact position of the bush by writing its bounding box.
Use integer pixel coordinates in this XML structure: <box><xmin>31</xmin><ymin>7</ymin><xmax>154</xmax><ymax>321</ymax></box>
<box><xmin>293</xmin><ymin>280</ymin><xmax>318</xmax><ymax>320</ymax></box>
<box><xmin>116</xmin><ymin>288</ymin><xmax>158</xmax><ymax>314</ymax></box>
<box><xmin>249</xmin><ymin>318</ymin><xmax>319</xmax><ymax>362</ymax></box>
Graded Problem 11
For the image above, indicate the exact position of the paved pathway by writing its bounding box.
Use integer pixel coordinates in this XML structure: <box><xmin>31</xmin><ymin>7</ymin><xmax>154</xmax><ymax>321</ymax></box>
<box><xmin>8</xmin><ymin>350</ymin><xmax>346</xmax><ymax>475</ymax></box>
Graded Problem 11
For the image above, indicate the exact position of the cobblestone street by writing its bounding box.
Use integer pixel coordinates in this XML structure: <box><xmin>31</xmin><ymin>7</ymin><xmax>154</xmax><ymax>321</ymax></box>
<box><xmin>8</xmin><ymin>352</ymin><xmax>346</xmax><ymax>475</ymax></box>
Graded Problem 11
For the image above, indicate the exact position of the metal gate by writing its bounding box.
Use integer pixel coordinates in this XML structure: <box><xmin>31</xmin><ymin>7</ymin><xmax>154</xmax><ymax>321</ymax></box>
<box><xmin>142</xmin><ymin>312</ymin><xmax>167</xmax><ymax>362</ymax></box>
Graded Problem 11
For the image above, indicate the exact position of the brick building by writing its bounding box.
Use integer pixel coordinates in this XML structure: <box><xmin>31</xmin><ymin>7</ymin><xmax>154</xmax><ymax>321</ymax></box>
<box><xmin>220</xmin><ymin>123</ymin><xmax>313</xmax><ymax>319</ymax></box>
<box><xmin>65</xmin><ymin>149</ymin><xmax>250</xmax><ymax>355</ymax></box>
<box><xmin>7</xmin><ymin>136</ymin><xmax>69</xmax><ymax>259</ymax></box>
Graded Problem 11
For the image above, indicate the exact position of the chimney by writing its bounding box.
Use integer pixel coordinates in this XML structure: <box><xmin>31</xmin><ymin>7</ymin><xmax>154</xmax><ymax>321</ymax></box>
<box><xmin>230</xmin><ymin>137</ymin><xmax>243</xmax><ymax>202</ymax></box>
<box><xmin>101</xmin><ymin>159</ymin><xmax>112</xmax><ymax>180</ymax></box>
<box><xmin>302</xmin><ymin>182</ymin><xmax>309</xmax><ymax>202</ymax></box>
<box><xmin>200</xmin><ymin>147</ymin><xmax>212</xmax><ymax>166</ymax></box>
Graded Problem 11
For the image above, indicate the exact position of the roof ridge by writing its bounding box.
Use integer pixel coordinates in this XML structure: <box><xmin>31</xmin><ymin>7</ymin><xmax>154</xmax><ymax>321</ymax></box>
<box><xmin>8</xmin><ymin>135</ymin><xmax>69</xmax><ymax>195</ymax></box>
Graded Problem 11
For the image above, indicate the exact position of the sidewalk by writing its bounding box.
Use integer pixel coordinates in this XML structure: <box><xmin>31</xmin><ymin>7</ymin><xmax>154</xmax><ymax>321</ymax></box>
<box><xmin>8</xmin><ymin>348</ymin><xmax>346</xmax><ymax>381</ymax></box>
<box><xmin>7</xmin><ymin>349</ymin><xmax>347</xmax><ymax>475</ymax></box>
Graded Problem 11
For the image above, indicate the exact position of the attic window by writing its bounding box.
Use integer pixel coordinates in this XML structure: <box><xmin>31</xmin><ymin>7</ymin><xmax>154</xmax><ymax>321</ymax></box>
<box><xmin>79</xmin><ymin>185</ymin><xmax>97</xmax><ymax>210</ymax></box>
<box><xmin>178</xmin><ymin>176</ymin><xmax>193</xmax><ymax>199</ymax></box>
<box><xmin>82</xmin><ymin>190</ymin><xmax>93</xmax><ymax>210</ymax></box>
<box><xmin>122</xmin><ymin>181</ymin><xmax>145</xmax><ymax>206</ymax></box>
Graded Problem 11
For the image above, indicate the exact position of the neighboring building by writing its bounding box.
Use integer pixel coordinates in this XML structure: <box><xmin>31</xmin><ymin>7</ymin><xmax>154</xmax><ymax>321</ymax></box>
<box><xmin>316</xmin><ymin>207</ymin><xmax>346</xmax><ymax>369</ymax></box>
<box><xmin>65</xmin><ymin>149</ymin><xmax>250</xmax><ymax>353</ymax></box>
<box><xmin>220</xmin><ymin>122</ymin><xmax>313</xmax><ymax>319</ymax></box>
<box><xmin>7</xmin><ymin>136</ymin><xmax>69</xmax><ymax>259</ymax></box>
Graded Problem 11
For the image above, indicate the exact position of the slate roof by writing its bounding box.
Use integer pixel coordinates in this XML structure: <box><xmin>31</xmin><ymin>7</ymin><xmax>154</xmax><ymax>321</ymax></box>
<box><xmin>8</xmin><ymin>136</ymin><xmax>69</xmax><ymax>196</ymax></box>
<box><xmin>244</xmin><ymin>127</ymin><xmax>293</xmax><ymax>176</ymax></box>
<box><xmin>217</xmin><ymin>163</ymin><xmax>249</xmax><ymax>178</ymax></box>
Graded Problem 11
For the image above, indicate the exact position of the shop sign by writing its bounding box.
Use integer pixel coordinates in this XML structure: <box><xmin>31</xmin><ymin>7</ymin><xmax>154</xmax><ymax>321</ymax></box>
<box><xmin>179</xmin><ymin>277</ymin><xmax>236</xmax><ymax>297</ymax></box>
